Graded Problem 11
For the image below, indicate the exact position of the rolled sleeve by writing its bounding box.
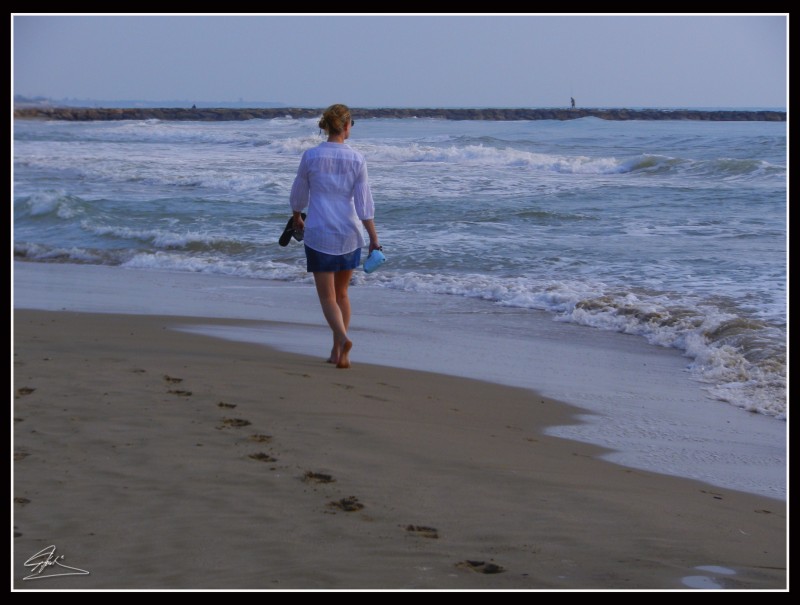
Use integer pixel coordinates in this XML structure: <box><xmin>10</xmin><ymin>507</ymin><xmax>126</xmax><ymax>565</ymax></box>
<box><xmin>289</xmin><ymin>153</ymin><xmax>310</xmax><ymax>213</ymax></box>
<box><xmin>353</xmin><ymin>161</ymin><xmax>375</xmax><ymax>220</ymax></box>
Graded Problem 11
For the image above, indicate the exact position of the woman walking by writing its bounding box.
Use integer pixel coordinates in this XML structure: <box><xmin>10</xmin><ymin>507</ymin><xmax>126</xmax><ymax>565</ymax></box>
<box><xmin>289</xmin><ymin>104</ymin><xmax>381</xmax><ymax>368</ymax></box>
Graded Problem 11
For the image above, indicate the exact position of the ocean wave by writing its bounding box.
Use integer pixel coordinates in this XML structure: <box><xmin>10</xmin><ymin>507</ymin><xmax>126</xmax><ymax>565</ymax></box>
<box><xmin>622</xmin><ymin>154</ymin><xmax>784</xmax><ymax>180</ymax></box>
<box><xmin>14</xmin><ymin>242</ymin><xmax>127</xmax><ymax>265</ymax></box>
<box><xmin>365</xmin><ymin>141</ymin><xmax>628</xmax><ymax>174</ymax></box>
<box><xmin>263</xmin><ymin>135</ymin><xmax>328</xmax><ymax>155</ymax></box>
<box><xmin>371</xmin><ymin>143</ymin><xmax>780</xmax><ymax>181</ymax></box>
<box><xmin>13</xmin><ymin>191</ymin><xmax>96</xmax><ymax>221</ymax></box>
<box><xmin>15</xmin><ymin>148</ymin><xmax>294</xmax><ymax>194</ymax></box>
<box><xmin>14</xmin><ymin>116</ymin><xmax>322</xmax><ymax>150</ymax></box>
<box><xmin>120</xmin><ymin>251</ymin><xmax>311</xmax><ymax>283</ymax></box>
<box><xmin>368</xmin><ymin>270</ymin><xmax>786</xmax><ymax>418</ymax></box>
<box><xmin>81</xmin><ymin>222</ymin><xmax>249</xmax><ymax>251</ymax></box>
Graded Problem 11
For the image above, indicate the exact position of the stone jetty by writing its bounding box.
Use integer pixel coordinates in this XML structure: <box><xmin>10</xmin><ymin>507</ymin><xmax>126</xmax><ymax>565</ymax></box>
<box><xmin>13</xmin><ymin>106</ymin><xmax>786</xmax><ymax>122</ymax></box>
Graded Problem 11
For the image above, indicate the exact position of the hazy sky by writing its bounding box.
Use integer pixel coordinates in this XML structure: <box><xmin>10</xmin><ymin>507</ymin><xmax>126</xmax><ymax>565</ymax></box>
<box><xmin>12</xmin><ymin>14</ymin><xmax>787</xmax><ymax>108</ymax></box>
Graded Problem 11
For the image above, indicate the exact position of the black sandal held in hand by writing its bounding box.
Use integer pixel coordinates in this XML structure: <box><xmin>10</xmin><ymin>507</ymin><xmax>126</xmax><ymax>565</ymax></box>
<box><xmin>278</xmin><ymin>213</ymin><xmax>306</xmax><ymax>247</ymax></box>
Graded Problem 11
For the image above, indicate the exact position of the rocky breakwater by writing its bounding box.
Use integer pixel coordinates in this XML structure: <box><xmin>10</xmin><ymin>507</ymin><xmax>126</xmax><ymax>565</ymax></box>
<box><xmin>14</xmin><ymin>106</ymin><xmax>786</xmax><ymax>122</ymax></box>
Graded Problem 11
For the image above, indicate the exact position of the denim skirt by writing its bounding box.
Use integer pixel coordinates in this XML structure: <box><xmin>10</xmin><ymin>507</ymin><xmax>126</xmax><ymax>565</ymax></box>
<box><xmin>305</xmin><ymin>245</ymin><xmax>362</xmax><ymax>273</ymax></box>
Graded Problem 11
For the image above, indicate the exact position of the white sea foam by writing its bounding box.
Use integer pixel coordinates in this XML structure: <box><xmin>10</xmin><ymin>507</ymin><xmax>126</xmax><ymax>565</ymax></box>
<box><xmin>18</xmin><ymin>190</ymin><xmax>67</xmax><ymax>216</ymax></box>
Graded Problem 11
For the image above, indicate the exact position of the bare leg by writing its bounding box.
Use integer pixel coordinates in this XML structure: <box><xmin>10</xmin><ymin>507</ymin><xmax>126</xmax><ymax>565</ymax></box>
<box><xmin>332</xmin><ymin>269</ymin><xmax>353</xmax><ymax>365</ymax></box>
<box><xmin>323</xmin><ymin>270</ymin><xmax>353</xmax><ymax>363</ymax></box>
<box><xmin>313</xmin><ymin>270</ymin><xmax>353</xmax><ymax>368</ymax></box>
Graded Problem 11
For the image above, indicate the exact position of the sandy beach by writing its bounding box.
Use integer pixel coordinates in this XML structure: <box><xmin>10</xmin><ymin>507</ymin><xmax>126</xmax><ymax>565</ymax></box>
<box><xmin>13</xmin><ymin>309</ymin><xmax>786</xmax><ymax>590</ymax></box>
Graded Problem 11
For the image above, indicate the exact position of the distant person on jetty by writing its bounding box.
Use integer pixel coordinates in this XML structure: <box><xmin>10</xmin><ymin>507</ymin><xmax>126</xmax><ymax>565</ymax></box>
<box><xmin>571</xmin><ymin>97</ymin><xmax>576</xmax><ymax>109</ymax></box>
<box><xmin>289</xmin><ymin>103</ymin><xmax>381</xmax><ymax>368</ymax></box>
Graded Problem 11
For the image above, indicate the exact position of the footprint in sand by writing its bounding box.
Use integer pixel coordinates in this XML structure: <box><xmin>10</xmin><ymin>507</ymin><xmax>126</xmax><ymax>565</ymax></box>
<box><xmin>168</xmin><ymin>389</ymin><xmax>192</xmax><ymax>396</ymax></box>
<box><xmin>15</xmin><ymin>497</ymin><xmax>31</xmax><ymax>505</ymax></box>
<box><xmin>303</xmin><ymin>471</ymin><xmax>335</xmax><ymax>484</ymax></box>
<box><xmin>361</xmin><ymin>393</ymin><xmax>390</xmax><ymax>402</ymax></box>
<box><xmin>218</xmin><ymin>418</ymin><xmax>252</xmax><ymax>428</ymax></box>
<box><xmin>14</xmin><ymin>451</ymin><xmax>29</xmax><ymax>461</ymax></box>
<box><xmin>249</xmin><ymin>434</ymin><xmax>272</xmax><ymax>443</ymax></box>
<box><xmin>249</xmin><ymin>452</ymin><xmax>278</xmax><ymax>462</ymax></box>
<box><xmin>16</xmin><ymin>387</ymin><xmax>35</xmax><ymax>397</ymax></box>
<box><xmin>405</xmin><ymin>525</ymin><xmax>439</xmax><ymax>539</ymax></box>
<box><xmin>217</xmin><ymin>402</ymin><xmax>237</xmax><ymax>409</ymax></box>
<box><xmin>163</xmin><ymin>375</ymin><xmax>183</xmax><ymax>383</ymax></box>
<box><xmin>456</xmin><ymin>560</ymin><xmax>505</xmax><ymax>574</ymax></box>
<box><xmin>328</xmin><ymin>496</ymin><xmax>364</xmax><ymax>512</ymax></box>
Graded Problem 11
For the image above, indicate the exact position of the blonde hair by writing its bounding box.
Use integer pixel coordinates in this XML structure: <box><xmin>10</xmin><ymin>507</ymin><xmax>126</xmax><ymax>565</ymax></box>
<box><xmin>318</xmin><ymin>104</ymin><xmax>351</xmax><ymax>135</ymax></box>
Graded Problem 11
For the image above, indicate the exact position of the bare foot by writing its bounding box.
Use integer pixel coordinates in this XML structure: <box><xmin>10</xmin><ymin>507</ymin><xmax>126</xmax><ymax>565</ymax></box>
<box><xmin>328</xmin><ymin>342</ymin><xmax>340</xmax><ymax>364</ymax></box>
<box><xmin>336</xmin><ymin>339</ymin><xmax>353</xmax><ymax>369</ymax></box>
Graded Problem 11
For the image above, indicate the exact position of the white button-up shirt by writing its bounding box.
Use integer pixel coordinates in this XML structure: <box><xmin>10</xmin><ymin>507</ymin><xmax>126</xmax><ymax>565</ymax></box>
<box><xmin>289</xmin><ymin>142</ymin><xmax>375</xmax><ymax>255</ymax></box>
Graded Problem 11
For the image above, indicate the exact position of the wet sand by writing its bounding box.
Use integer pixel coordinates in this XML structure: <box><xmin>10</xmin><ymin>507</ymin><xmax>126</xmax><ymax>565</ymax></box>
<box><xmin>12</xmin><ymin>310</ymin><xmax>786</xmax><ymax>590</ymax></box>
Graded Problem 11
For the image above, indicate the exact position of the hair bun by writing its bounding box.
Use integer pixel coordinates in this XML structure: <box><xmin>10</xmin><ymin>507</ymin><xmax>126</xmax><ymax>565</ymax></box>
<box><xmin>319</xmin><ymin>104</ymin><xmax>350</xmax><ymax>135</ymax></box>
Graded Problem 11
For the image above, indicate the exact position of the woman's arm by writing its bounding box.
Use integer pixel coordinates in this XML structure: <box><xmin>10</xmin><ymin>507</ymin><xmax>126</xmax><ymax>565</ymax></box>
<box><xmin>362</xmin><ymin>219</ymin><xmax>380</xmax><ymax>252</ymax></box>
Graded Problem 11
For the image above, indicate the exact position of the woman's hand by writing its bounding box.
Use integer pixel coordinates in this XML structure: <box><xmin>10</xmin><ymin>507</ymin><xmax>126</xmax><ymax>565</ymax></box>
<box><xmin>292</xmin><ymin>212</ymin><xmax>305</xmax><ymax>231</ymax></box>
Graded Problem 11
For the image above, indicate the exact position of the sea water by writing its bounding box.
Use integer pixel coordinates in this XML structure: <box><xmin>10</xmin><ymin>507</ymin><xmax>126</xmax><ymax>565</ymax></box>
<box><xmin>13</xmin><ymin>113</ymin><xmax>787</xmax><ymax>497</ymax></box>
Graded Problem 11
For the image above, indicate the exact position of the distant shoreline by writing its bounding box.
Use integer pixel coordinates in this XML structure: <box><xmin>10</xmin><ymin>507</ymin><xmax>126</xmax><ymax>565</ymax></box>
<box><xmin>13</xmin><ymin>106</ymin><xmax>786</xmax><ymax>122</ymax></box>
